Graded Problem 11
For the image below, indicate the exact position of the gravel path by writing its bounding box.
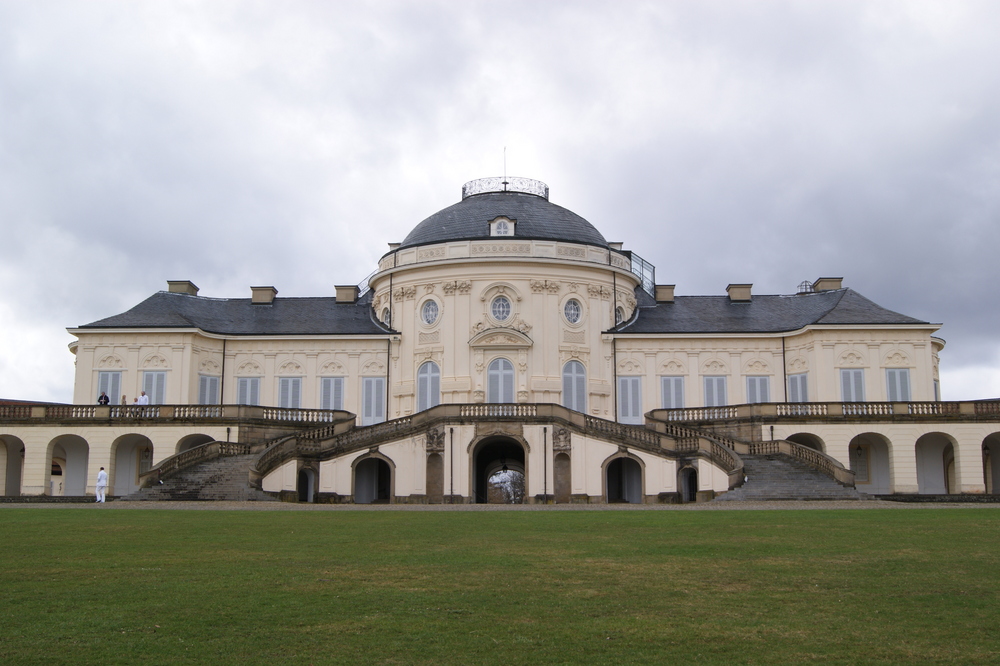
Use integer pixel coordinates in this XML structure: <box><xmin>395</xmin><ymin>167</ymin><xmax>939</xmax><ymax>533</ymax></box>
<box><xmin>2</xmin><ymin>499</ymin><xmax>997</xmax><ymax>511</ymax></box>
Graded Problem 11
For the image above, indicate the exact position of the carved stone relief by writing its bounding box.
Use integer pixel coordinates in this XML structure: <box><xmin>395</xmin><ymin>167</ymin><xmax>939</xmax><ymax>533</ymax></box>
<box><xmin>425</xmin><ymin>427</ymin><xmax>445</xmax><ymax>453</ymax></box>
<box><xmin>237</xmin><ymin>360</ymin><xmax>264</xmax><ymax>375</ymax></box>
<box><xmin>142</xmin><ymin>354</ymin><xmax>169</xmax><ymax>369</ymax></box>
<box><xmin>200</xmin><ymin>359</ymin><xmax>222</xmax><ymax>374</ymax></box>
<box><xmin>839</xmin><ymin>350</ymin><xmax>866</xmax><ymax>367</ymax></box>
<box><xmin>552</xmin><ymin>427</ymin><xmax>571</xmax><ymax>453</ymax></box>
<box><xmin>97</xmin><ymin>354</ymin><xmax>124</xmax><ymax>369</ymax></box>
<box><xmin>276</xmin><ymin>360</ymin><xmax>302</xmax><ymax>375</ymax></box>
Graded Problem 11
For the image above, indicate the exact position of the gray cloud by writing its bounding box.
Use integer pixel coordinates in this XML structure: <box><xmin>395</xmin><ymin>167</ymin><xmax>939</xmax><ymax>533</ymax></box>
<box><xmin>1</xmin><ymin>1</ymin><xmax>998</xmax><ymax>401</ymax></box>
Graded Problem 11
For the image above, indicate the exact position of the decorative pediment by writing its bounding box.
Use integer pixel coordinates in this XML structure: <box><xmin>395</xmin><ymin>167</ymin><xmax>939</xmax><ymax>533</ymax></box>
<box><xmin>883</xmin><ymin>350</ymin><xmax>910</xmax><ymax>367</ymax></box>
<box><xmin>277</xmin><ymin>360</ymin><xmax>303</xmax><ymax>375</ymax></box>
<box><xmin>839</xmin><ymin>350</ymin><xmax>867</xmax><ymax>367</ymax></box>
<box><xmin>743</xmin><ymin>358</ymin><xmax>770</xmax><ymax>374</ymax></box>
<box><xmin>97</xmin><ymin>354</ymin><xmax>124</xmax><ymax>369</ymax></box>
<box><xmin>318</xmin><ymin>360</ymin><xmax>345</xmax><ymax>375</ymax></box>
<box><xmin>618</xmin><ymin>358</ymin><xmax>644</xmax><ymax>373</ymax></box>
<box><xmin>200</xmin><ymin>359</ymin><xmax>221</xmax><ymax>373</ymax></box>
<box><xmin>361</xmin><ymin>359</ymin><xmax>386</xmax><ymax>374</ymax></box>
<box><xmin>237</xmin><ymin>360</ymin><xmax>263</xmax><ymax>375</ymax></box>
<box><xmin>471</xmin><ymin>314</ymin><xmax>531</xmax><ymax>337</ymax></box>
<box><xmin>660</xmin><ymin>359</ymin><xmax>686</xmax><ymax>374</ymax></box>
<box><xmin>141</xmin><ymin>354</ymin><xmax>169</xmax><ymax>369</ymax></box>
<box><xmin>469</xmin><ymin>328</ymin><xmax>533</xmax><ymax>349</ymax></box>
<box><xmin>702</xmin><ymin>358</ymin><xmax>729</xmax><ymax>374</ymax></box>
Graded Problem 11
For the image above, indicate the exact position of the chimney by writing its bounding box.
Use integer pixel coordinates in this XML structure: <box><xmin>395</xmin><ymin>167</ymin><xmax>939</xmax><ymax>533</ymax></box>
<box><xmin>655</xmin><ymin>285</ymin><xmax>675</xmax><ymax>303</ymax></box>
<box><xmin>167</xmin><ymin>280</ymin><xmax>199</xmax><ymax>296</ymax></box>
<box><xmin>727</xmin><ymin>283</ymin><xmax>752</xmax><ymax>302</ymax></box>
<box><xmin>608</xmin><ymin>242</ymin><xmax>624</xmax><ymax>250</ymax></box>
<box><xmin>335</xmin><ymin>285</ymin><xmax>360</xmax><ymax>303</ymax></box>
<box><xmin>251</xmin><ymin>286</ymin><xmax>278</xmax><ymax>304</ymax></box>
<box><xmin>387</xmin><ymin>243</ymin><xmax>401</xmax><ymax>251</ymax></box>
<box><xmin>812</xmin><ymin>277</ymin><xmax>844</xmax><ymax>292</ymax></box>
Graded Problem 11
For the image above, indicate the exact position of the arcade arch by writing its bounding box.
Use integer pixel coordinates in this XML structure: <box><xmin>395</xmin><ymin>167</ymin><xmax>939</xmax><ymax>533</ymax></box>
<box><xmin>46</xmin><ymin>435</ymin><xmax>89</xmax><ymax>496</ymax></box>
<box><xmin>1</xmin><ymin>435</ymin><xmax>25</xmax><ymax>496</ymax></box>
<box><xmin>177</xmin><ymin>434</ymin><xmax>215</xmax><ymax>454</ymax></box>
<box><xmin>111</xmin><ymin>434</ymin><xmax>154</xmax><ymax>496</ymax></box>
<box><xmin>848</xmin><ymin>433</ymin><xmax>892</xmax><ymax>495</ymax></box>
<box><xmin>915</xmin><ymin>432</ymin><xmax>957</xmax><ymax>494</ymax></box>
<box><xmin>983</xmin><ymin>432</ymin><xmax>1000</xmax><ymax>494</ymax></box>
<box><xmin>787</xmin><ymin>433</ymin><xmax>825</xmax><ymax>452</ymax></box>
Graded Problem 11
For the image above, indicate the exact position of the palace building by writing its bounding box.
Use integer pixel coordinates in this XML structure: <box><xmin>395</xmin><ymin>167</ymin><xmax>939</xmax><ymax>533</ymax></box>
<box><xmin>2</xmin><ymin>177</ymin><xmax>999</xmax><ymax>503</ymax></box>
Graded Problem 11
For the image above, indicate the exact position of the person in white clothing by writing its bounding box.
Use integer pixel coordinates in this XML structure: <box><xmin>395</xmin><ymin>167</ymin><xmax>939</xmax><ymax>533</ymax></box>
<box><xmin>96</xmin><ymin>467</ymin><xmax>108</xmax><ymax>503</ymax></box>
<box><xmin>137</xmin><ymin>391</ymin><xmax>150</xmax><ymax>405</ymax></box>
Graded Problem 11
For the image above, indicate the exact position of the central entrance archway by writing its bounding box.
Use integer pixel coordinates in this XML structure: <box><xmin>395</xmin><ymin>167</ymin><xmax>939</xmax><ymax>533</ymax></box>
<box><xmin>472</xmin><ymin>437</ymin><xmax>526</xmax><ymax>504</ymax></box>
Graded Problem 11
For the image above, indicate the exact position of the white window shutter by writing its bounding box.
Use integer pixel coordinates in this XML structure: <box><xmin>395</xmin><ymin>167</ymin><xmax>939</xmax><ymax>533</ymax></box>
<box><xmin>332</xmin><ymin>377</ymin><xmax>342</xmax><ymax>410</ymax></box>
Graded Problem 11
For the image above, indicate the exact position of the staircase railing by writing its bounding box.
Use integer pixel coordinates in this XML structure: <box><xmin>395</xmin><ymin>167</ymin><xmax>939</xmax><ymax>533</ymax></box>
<box><xmin>250</xmin><ymin>403</ymin><xmax>748</xmax><ymax>491</ymax></box>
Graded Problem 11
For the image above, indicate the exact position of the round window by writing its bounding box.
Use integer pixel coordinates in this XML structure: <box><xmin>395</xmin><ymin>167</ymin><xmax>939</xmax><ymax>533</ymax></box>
<box><xmin>421</xmin><ymin>300</ymin><xmax>439</xmax><ymax>325</ymax></box>
<box><xmin>564</xmin><ymin>299</ymin><xmax>582</xmax><ymax>324</ymax></box>
<box><xmin>491</xmin><ymin>295</ymin><xmax>511</xmax><ymax>321</ymax></box>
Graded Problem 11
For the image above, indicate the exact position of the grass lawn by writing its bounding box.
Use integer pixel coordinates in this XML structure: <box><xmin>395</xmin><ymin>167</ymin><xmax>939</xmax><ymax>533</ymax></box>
<box><xmin>1</xmin><ymin>507</ymin><xmax>998</xmax><ymax>665</ymax></box>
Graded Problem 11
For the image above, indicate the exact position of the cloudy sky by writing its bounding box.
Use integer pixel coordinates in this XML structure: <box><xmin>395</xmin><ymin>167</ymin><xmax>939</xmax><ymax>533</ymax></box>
<box><xmin>1</xmin><ymin>0</ymin><xmax>998</xmax><ymax>403</ymax></box>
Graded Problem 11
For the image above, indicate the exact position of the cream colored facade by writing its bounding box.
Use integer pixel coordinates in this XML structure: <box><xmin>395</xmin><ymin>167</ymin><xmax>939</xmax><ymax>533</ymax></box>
<box><xmin>2</xmin><ymin>177</ymin><xmax>998</xmax><ymax>503</ymax></box>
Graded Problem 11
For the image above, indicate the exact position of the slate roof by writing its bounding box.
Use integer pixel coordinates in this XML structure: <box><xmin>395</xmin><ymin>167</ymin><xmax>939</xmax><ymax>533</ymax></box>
<box><xmin>77</xmin><ymin>291</ymin><xmax>392</xmax><ymax>336</ymax></box>
<box><xmin>400</xmin><ymin>191</ymin><xmax>608</xmax><ymax>249</ymax></box>
<box><xmin>615</xmin><ymin>288</ymin><xmax>932</xmax><ymax>334</ymax></box>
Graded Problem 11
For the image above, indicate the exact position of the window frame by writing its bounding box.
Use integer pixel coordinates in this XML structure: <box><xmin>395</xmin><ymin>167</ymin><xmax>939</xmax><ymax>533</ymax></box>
<box><xmin>745</xmin><ymin>376</ymin><xmax>770</xmax><ymax>404</ymax></box>
<box><xmin>143</xmin><ymin>371</ymin><xmax>167</xmax><ymax>405</ymax></box>
<box><xmin>787</xmin><ymin>373</ymin><xmax>808</xmax><ymax>403</ymax></box>
<box><xmin>886</xmin><ymin>368</ymin><xmax>911</xmax><ymax>402</ymax></box>
<box><xmin>237</xmin><ymin>376</ymin><xmax>261</xmax><ymax>406</ymax></box>
<box><xmin>416</xmin><ymin>362</ymin><xmax>441</xmax><ymax>412</ymax></box>
<box><xmin>361</xmin><ymin>376</ymin><xmax>386</xmax><ymax>425</ymax></box>
<box><xmin>278</xmin><ymin>377</ymin><xmax>302</xmax><ymax>409</ymax></box>
<box><xmin>703</xmin><ymin>376</ymin><xmax>728</xmax><ymax>407</ymax></box>
<box><xmin>487</xmin><ymin>358</ymin><xmax>515</xmax><ymax>403</ymax></box>
<box><xmin>660</xmin><ymin>376</ymin><xmax>684</xmax><ymax>410</ymax></box>
<box><xmin>562</xmin><ymin>360</ymin><xmax>587</xmax><ymax>413</ymax></box>
<box><xmin>840</xmin><ymin>368</ymin><xmax>865</xmax><ymax>402</ymax></box>
<box><xmin>319</xmin><ymin>376</ymin><xmax>343</xmax><ymax>411</ymax></box>
<box><xmin>618</xmin><ymin>376</ymin><xmax>643</xmax><ymax>424</ymax></box>
<box><xmin>198</xmin><ymin>375</ymin><xmax>220</xmax><ymax>405</ymax></box>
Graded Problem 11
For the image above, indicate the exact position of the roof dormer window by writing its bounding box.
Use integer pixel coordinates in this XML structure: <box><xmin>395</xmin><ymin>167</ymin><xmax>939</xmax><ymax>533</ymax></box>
<box><xmin>490</xmin><ymin>217</ymin><xmax>515</xmax><ymax>237</ymax></box>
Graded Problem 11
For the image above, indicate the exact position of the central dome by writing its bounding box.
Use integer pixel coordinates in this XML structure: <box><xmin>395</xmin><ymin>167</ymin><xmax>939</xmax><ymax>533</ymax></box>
<box><xmin>399</xmin><ymin>177</ymin><xmax>609</xmax><ymax>249</ymax></box>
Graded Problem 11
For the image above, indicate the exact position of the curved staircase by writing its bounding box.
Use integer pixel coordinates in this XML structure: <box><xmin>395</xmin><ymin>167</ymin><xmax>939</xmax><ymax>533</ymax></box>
<box><xmin>715</xmin><ymin>453</ymin><xmax>866</xmax><ymax>501</ymax></box>
<box><xmin>120</xmin><ymin>454</ymin><xmax>276</xmax><ymax>502</ymax></box>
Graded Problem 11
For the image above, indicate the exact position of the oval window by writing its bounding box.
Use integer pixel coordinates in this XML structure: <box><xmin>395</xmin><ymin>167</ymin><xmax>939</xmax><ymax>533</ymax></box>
<box><xmin>491</xmin><ymin>296</ymin><xmax>511</xmax><ymax>321</ymax></box>
<box><xmin>421</xmin><ymin>300</ymin><xmax>439</xmax><ymax>325</ymax></box>
<box><xmin>564</xmin><ymin>299</ymin><xmax>582</xmax><ymax>324</ymax></box>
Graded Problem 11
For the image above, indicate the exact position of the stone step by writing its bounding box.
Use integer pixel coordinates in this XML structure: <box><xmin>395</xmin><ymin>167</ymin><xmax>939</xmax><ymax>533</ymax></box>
<box><xmin>120</xmin><ymin>454</ymin><xmax>277</xmax><ymax>502</ymax></box>
<box><xmin>716</xmin><ymin>453</ymin><xmax>864</xmax><ymax>502</ymax></box>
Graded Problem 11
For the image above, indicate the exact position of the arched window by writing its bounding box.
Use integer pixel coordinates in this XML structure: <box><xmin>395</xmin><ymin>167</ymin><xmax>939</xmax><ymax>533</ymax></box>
<box><xmin>562</xmin><ymin>360</ymin><xmax>586</xmax><ymax>413</ymax></box>
<box><xmin>417</xmin><ymin>361</ymin><xmax>441</xmax><ymax>412</ymax></box>
<box><xmin>615</xmin><ymin>307</ymin><xmax>625</xmax><ymax>325</ymax></box>
<box><xmin>487</xmin><ymin>358</ymin><xmax>515</xmax><ymax>403</ymax></box>
<box><xmin>381</xmin><ymin>308</ymin><xmax>391</xmax><ymax>326</ymax></box>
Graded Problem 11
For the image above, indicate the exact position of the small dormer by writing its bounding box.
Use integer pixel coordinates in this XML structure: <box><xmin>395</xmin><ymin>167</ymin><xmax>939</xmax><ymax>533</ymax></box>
<box><xmin>489</xmin><ymin>216</ymin><xmax>516</xmax><ymax>237</ymax></box>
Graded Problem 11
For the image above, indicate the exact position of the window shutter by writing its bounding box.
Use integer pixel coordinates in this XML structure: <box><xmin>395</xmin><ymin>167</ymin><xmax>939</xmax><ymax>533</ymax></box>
<box><xmin>198</xmin><ymin>376</ymin><xmax>207</xmax><ymax>404</ymax></box>
<box><xmin>887</xmin><ymin>369</ymin><xmax>911</xmax><ymax>402</ymax></box>
<box><xmin>279</xmin><ymin>378</ymin><xmax>289</xmax><ymax>408</ymax></box>
<box><xmin>788</xmin><ymin>374</ymin><xmax>807</xmax><ymax>403</ymax></box>
<box><xmin>373</xmin><ymin>377</ymin><xmax>384</xmax><ymax>423</ymax></box>
<box><xmin>238</xmin><ymin>378</ymin><xmax>249</xmax><ymax>405</ymax></box>
<box><xmin>290</xmin><ymin>378</ymin><xmax>300</xmax><ymax>409</ymax></box>
<box><xmin>155</xmin><ymin>372</ymin><xmax>166</xmax><ymax>404</ymax></box>
<box><xmin>747</xmin><ymin>377</ymin><xmax>758</xmax><ymax>404</ymax></box>
<box><xmin>841</xmin><ymin>369</ymin><xmax>864</xmax><ymax>402</ymax></box>
<box><xmin>488</xmin><ymin>362</ymin><xmax>501</xmax><ymax>403</ymax></box>
<box><xmin>144</xmin><ymin>372</ymin><xmax>156</xmax><ymax>400</ymax></box>
<box><xmin>99</xmin><ymin>372</ymin><xmax>121</xmax><ymax>402</ymax></box>
<box><xmin>332</xmin><ymin>377</ymin><xmax>342</xmax><ymax>410</ymax></box>
<box><xmin>430</xmin><ymin>366</ymin><xmax>440</xmax><ymax>410</ymax></box>
<box><xmin>618</xmin><ymin>377</ymin><xmax>641</xmax><ymax>424</ymax></box>
<box><xmin>853</xmin><ymin>370</ymin><xmax>864</xmax><ymax>402</ymax></box>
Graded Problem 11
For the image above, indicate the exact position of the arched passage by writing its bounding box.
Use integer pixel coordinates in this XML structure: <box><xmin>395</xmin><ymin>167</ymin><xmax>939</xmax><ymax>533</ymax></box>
<box><xmin>787</xmin><ymin>433</ymin><xmax>825</xmax><ymax>452</ymax></box>
<box><xmin>678</xmin><ymin>466</ymin><xmax>698</xmax><ymax>503</ymax></box>
<box><xmin>176</xmin><ymin>434</ymin><xmax>215</xmax><ymax>454</ymax></box>
<box><xmin>472</xmin><ymin>437</ymin><xmax>526</xmax><ymax>504</ymax></box>
<box><xmin>916</xmin><ymin>432</ymin><xmax>957</xmax><ymax>494</ymax></box>
<box><xmin>605</xmin><ymin>455</ymin><xmax>643</xmax><ymax>504</ymax></box>
<box><xmin>983</xmin><ymin>433</ymin><xmax>1000</xmax><ymax>494</ymax></box>
<box><xmin>848</xmin><ymin>433</ymin><xmax>892</xmax><ymax>494</ymax></box>
<box><xmin>111</xmin><ymin>434</ymin><xmax>154</xmax><ymax>496</ymax></box>
<box><xmin>297</xmin><ymin>468</ymin><xmax>316</xmax><ymax>503</ymax></box>
<box><xmin>0</xmin><ymin>435</ymin><xmax>25</xmax><ymax>496</ymax></box>
<box><xmin>47</xmin><ymin>435</ymin><xmax>89</xmax><ymax>496</ymax></box>
<box><xmin>354</xmin><ymin>456</ymin><xmax>393</xmax><ymax>504</ymax></box>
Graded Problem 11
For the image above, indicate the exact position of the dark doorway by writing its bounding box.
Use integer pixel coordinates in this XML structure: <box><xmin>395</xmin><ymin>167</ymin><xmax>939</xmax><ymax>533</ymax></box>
<box><xmin>679</xmin><ymin>467</ymin><xmax>698</xmax><ymax>503</ymax></box>
<box><xmin>355</xmin><ymin>458</ymin><xmax>391</xmax><ymax>504</ymax></box>
<box><xmin>473</xmin><ymin>438</ymin><xmax>525</xmax><ymax>504</ymax></box>
<box><xmin>297</xmin><ymin>468</ymin><xmax>315</xmax><ymax>503</ymax></box>
<box><xmin>607</xmin><ymin>457</ymin><xmax>642</xmax><ymax>503</ymax></box>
